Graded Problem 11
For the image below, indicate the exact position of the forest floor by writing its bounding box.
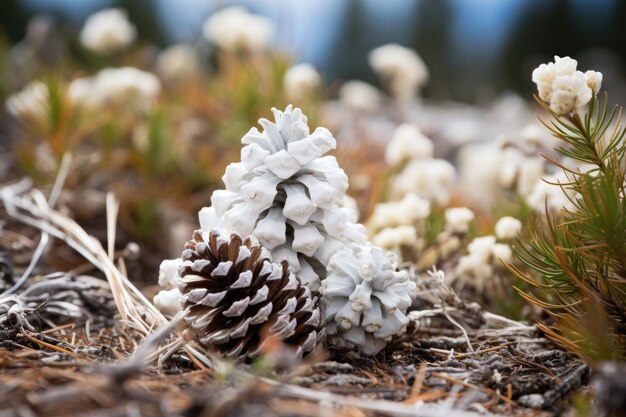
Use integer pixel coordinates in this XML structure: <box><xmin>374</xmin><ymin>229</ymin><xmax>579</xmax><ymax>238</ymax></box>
<box><xmin>0</xmin><ymin>179</ymin><xmax>592</xmax><ymax>417</ymax></box>
<box><xmin>0</xmin><ymin>314</ymin><xmax>589</xmax><ymax>417</ymax></box>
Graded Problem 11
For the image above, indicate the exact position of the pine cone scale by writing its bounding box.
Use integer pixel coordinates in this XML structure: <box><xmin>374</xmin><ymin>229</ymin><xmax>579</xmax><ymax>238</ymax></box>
<box><xmin>222</xmin><ymin>296</ymin><xmax>250</xmax><ymax>317</ymax></box>
<box><xmin>199</xmin><ymin>290</ymin><xmax>227</xmax><ymax>307</ymax></box>
<box><xmin>229</xmin><ymin>318</ymin><xmax>252</xmax><ymax>338</ymax></box>
<box><xmin>230</xmin><ymin>270</ymin><xmax>253</xmax><ymax>289</ymax></box>
<box><xmin>249</xmin><ymin>285</ymin><xmax>269</xmax><ymax>305</ymax></box>
<box><xmin>249</xmin><ymin>302</ymin><xmax>273</xmax><ymax>324</ymax></box>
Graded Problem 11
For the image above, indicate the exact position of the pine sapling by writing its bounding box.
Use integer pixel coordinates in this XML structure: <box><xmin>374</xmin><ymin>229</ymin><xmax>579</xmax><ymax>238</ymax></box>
<box><xmin>511</xmin><ymin>56</ymin><xmax>626</xmax><ymax>363</ymax></box>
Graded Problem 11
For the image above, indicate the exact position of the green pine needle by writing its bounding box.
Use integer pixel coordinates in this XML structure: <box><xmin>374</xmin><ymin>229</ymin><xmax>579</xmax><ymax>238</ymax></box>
<box><xmin>512</xmin><ymin>94</ymin><xmax>626</xmax><ymax>363</ymax></box>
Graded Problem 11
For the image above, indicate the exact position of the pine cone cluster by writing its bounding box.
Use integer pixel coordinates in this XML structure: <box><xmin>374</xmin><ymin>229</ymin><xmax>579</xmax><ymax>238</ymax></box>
<box><xmin>155</xmin><ymin>106</ymin><xmax>418</xmax><ymax>357</ymax></box>
<box><xmin>179</xmin><ymin>229</ymin><xmax>324</xmax><ymax>360</ymax></box>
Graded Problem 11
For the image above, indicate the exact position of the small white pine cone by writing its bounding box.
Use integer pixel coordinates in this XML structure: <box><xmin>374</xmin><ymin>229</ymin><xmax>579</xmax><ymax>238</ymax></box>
<box><xmin>320</xmin><ymin>244</ymin><xmax>416</xmax><ymax>355</ymax></box>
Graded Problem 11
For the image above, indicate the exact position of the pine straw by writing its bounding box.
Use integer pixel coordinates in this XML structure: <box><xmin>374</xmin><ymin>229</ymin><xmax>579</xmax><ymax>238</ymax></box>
<box><xmin>0</xmin><ymin>179</ymin><xmax>589</xmax><ymax>417</ymax></box>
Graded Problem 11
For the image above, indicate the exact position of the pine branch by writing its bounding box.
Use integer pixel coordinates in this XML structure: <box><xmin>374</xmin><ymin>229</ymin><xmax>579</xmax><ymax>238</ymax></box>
<box><xmin>513</xmin><ymin>94</ymin><xmax>626</xmax><ymax>363</ymax></box>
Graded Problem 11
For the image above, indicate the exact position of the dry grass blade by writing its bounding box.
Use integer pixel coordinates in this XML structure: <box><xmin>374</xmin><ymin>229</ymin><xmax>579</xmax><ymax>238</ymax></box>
<box><xmin>0</xmin><ymin>182</ymin><xmax>167</xmax><ymax>336</ymax></box>
<box><xmin>0</xmin><ymin>179</ymin><xmax>220</xmax><ymax>368</ymax></box>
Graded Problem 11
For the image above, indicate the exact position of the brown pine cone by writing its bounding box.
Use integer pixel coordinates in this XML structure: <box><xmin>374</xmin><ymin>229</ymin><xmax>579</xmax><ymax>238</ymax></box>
<box><xmin>179</xmin><ymin>229</ymin><xmax>324</xmax><ymax>360</ymax></box>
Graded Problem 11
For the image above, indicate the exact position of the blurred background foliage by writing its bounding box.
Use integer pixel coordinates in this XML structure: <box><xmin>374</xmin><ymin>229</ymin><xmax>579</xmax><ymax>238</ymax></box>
<box><xmin>0</xmin><ymin>0</ymin><xmax>622</xmax><ymax>337</ymax></box>
<box><xmin>0</xmin><ymin>0</ymin><xmax>625</xmax><ymax>103</ymax></box>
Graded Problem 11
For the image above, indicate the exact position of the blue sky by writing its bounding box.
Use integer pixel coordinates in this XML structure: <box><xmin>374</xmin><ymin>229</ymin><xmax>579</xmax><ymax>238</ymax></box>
<box><xmin>21</xmin><ymin>0</ymin><xmax>618</xmax><ymax>61</ymax></box>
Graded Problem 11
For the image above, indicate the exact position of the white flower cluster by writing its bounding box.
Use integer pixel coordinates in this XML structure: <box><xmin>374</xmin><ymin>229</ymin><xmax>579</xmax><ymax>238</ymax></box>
<box><xmin>368</xmin><ymin>44</ymin><xmax>428</xmax><ymax>100</ymax></box>
<box><xmin>153</xmin><ymin>258</ymin><xmax>183</xmax><ymax>316</ymax></box>
<box><xmin>455</xmin><ymin>235</ymin><xmax>513</xmax><ymax>292</ymax></box>
<box><xmin>69</xmin><ymin>67</ymin><xmax>161</xmax><ymax>113</ymax></box>
<box><xmin>157</xmin><ymin>44</ymin><xmax>200</xmax><ymax>84</ymax></box>
<box><xmin>532</xmin><ymin>56</ymin><xmax>602</xmax><ymax>115</ymax></box>
<box><xmin>199</xmin><ymin>105</ymin><xmax>367</xmax><ymax>291</ymax></box>
<box><xmin>499</xmin><ymin>151</ymin><xmax>545</xmax><ymax>197</ymax></box>
<box><xmin>369</xmin><ymin>193</ymin><xmax>430</xmax><ymax>231</ymax></box>
<box><xmin>520</xmin><ymin>124</ymin><xmax>547</xmax><ymax>148</ymax></box>
<box><xmin>458</xmin><ymin>140</ymin><xmax>545</xmax><ymax>210</ymax></box>
<box><xmin>320</xmin><ymin>245</ymin><xmax>416</xmax><ymax>355</ymax></box>
<box><xmin>79</xmin><ymin>8</ymin><xmax>136</xmax><ymax>55</ymax></box>
<box><xmin>372</xmin><ymin>225</ymin><xmax>418</xmax><ymax>252</ymax></box>
<box><xmin>386</xmin><ymin>124</ymin><xmax>456</xmax><ymax>206</ymax></box>
<box><xmin>526</xmin><ymin>171</ymin><xmax>578</xmax><ymax>213</ymax></box>
<box><xmin>5</xmin><ymin>81</ymin><xmax>49</xmax><ymax>121</ymax></box>
<box><xmin>391</xmin><ymin>158</ymin><xmax>456</xmax><ymax>206</ymax></box>
<box><xmin>368</xmin><ymin>193</ymin><xmax>430</xmax><ymax>253</ymax></box>
<box><xmin>444</xmin><ymin>207</ymin><xmax>475</xmax><ymax>234</ymax></box>
<box><xmin>284</xmin><ymin>63</ymin><xmax>321</xmax><ymax>102</ymax></box>
<box><xmin>338</xmin><ymin>80</ymin><xmax>380</xmax><ymax>113</ymax></box>
<box><xmin>203</xmin><ymin>7</ymin><xmax>274</xmax><ymax>52</ymax></box>
<box><xmin>385</xmin><ymin>124</ymin><xmax>433</xmax><ymax>166</ymax></box>
<box><xmin>495</xmin><ymin>216</ymin><xmax>522</xmax><ymax>240</ymax></box>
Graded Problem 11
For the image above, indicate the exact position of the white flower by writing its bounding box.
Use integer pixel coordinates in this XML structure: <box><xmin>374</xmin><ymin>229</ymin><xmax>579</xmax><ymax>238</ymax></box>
<box><xmin>157</xmin><ymin>44</ymin><xmax>199</xmax><ymax>83</ymax></box>
<box><xmin>368</xmin><ymin>203</ymin><xmax>401</xmax><ymax>231</ymax></box>
<box><xmin>456</xmin><ymin>254</ymin><xmax>493</xmax><ymax>290</ymax></box>
<box><xmin>517</xmin><ymin>158</ymin><xmax>545</xmax><ymax>197</ymax></box>
<box><xmin>526</xmin><ymin>171</ymin><xmax>577</xmax><ymax>212</ymax></box>
<box><xmin>391</xmin><ymin>159</ymin><xmax>456</xmax><ymax>206</ymax></box>
<box><xmin>284</xmin><ymin>63</ymin><xmax>321</xmax><ymax>101</ymax></box>
<box><xmin>372</xmin><ymin>225</ymin><xmax>417</xmax><ymax>250</ymax></box>
<box><xmin>320</xmin><ymin>245</ymin><xmax>416</xmax><ymax>355</ymax></box>
<box><xmin>551</xmin><ymin>72</ymin><xmax>590</xmax><ymax>114</ymax></box>
<box><xmin>399</xmin><ymin>193</ymin><xmax>431</xmax><ymax>220</ymax></box>
<box><xmin>532</xmin><ymin>56</ymin><xmax>598</xmax><ymax>115</ymax></box>
<box><xmin>458</xmin><ymin>141</ymin><xmax>547</xmax><ymax>209</ymax></box>
<box><xmin>467</xmin><ymin>235</ymin><xmax>497</xmax><ymax>263</ymax></box>
<box><xmin>456</xmin><ymin>235</ymin><xmax>511</xmax><ymax>291</ymax></box>
<box><xmin>495</xmin><ymin>216</ymin><xmax>522</xmax><ymax>240</ymax></box>
<box><xmin>203</xmin><ymin>7</ymin><xmax>274</xmax><ymax>52</ymax></box>
<box><xmin>67</xmin><ymin>78</ymin><xmax>92</xmax><ymax>106</ymax></box>
<box><xmin>368</xmin><ymin>44</ymin><xmax>428</xmax><ymax>100</ymax></box>
<box><xmin>93</xmin><ymin>67</ymin><xmax>160</xmax><ymax>108</ymax></box>
<box><xmin>79</xmin><ymin>8</ymin><xmax>136</xmax><ymax>55</ymax></box>
<box><xmin>520</xmin><ymin>124</ymin><xmax>545</xmax><ymax>147</ymax></box>
<box><xmin>69</xmin><ymin>67</ymin><xmax>161</xmax><ymax>112</ymax></box>
<box><xmin>5</xmin><ymin>81</ymin><xmax>48</xmax><ymax>121</ymax></box>
<box><xmin>368</xmin><ymin>193</ymin><xmax>430</xmax><ymax>231</ymax></box>
<box><xmin>444</xmin><ymin>207</ymin><xmax>474</xmax><ymax>233</ymax></box>
<box><xmin>338</xmin><ymin>80</ymin><xmax>380</xmax><ymax>113</ymax></box>
<box><xmin>492</xmin><ymin>243</ymin><xmax>512</xmax><ymax>263</ymax></box>
<box><xmin>585</xmin><ymin>70</ymin><xmax>602</xmax><ymax>94</ymax></box>
<box><xmin>154</xmin><ymin>288</ymin><xmax>182</xmax><ymax>316</ymax></box>
<box><xmin>158</xmin><ymin>258</ymin><xmax>182</xmax><ymax>289</ymax></box>
<box><xmin>494</xmin><ymin>146</ymin><xmax>545</xmax><ymax>197</ymax></box>
<box><xmin>457</xmin><ymin>142</ymin><xmax>502</xmax><ymax>209</ymax></box>
<box><xmin>497</xmin><ymin>148</ymin><xmax>524</xmax><ymax>189</ymax></box>
<box><xmin>385</xmin><ymin>124</ymin><xmax>434</xmax><ymax>166</ymax></box>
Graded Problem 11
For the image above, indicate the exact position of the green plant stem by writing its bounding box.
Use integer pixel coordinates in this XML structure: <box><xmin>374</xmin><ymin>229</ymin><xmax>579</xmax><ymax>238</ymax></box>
<box><xmin>568</xmin><ymin>112</ymin><xmax>606</xmax><ymax>173</ymax></box>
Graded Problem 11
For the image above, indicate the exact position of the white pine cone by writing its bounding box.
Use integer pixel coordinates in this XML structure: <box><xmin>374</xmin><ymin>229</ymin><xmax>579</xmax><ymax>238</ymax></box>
<box><xmin>320</xmin><ymin>245</ymin><xmax>416</xmax><ymax>355</ymax></box>
<box><xmin>203</xmin><ymin>106</ymin><xmax>367</xmax><ymax>291</ymax></box>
